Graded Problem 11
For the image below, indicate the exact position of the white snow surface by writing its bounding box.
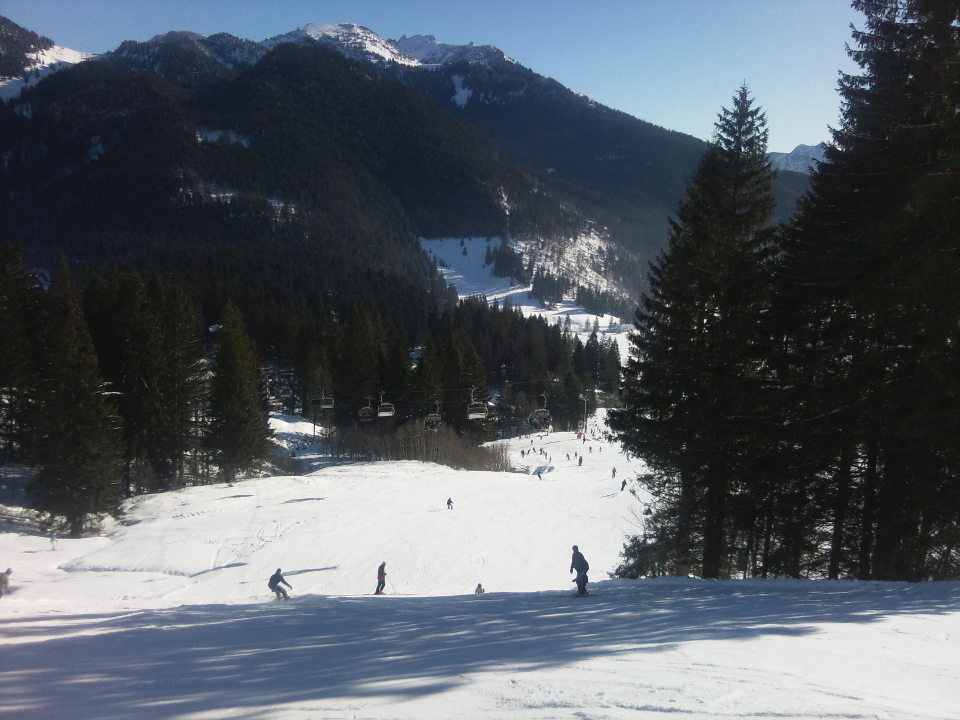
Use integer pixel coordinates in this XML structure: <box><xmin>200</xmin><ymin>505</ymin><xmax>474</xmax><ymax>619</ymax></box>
<box><xmin>2</xmin><ymin>413</ymin><xmax>959</xmax><ymax>719</ymax></box>
<box><xmin>394</xmin><ymin>34</ymin><xmax>510</xmax><ymax>67</ymax></box>
<box><xmin>263</xmin><ymin>23</ymin><xmax>419</xmax><ymax>66</ymax></box>
<box><xmin>422</xmin><ymin>236</ymin><xmax>633</xmax><ymax>364</ymax></box>
<box><xmin>0</xmin><ymin>44</ymin><xmax>94</xmax><ymax>102</ymax></box>
<box><xmin>768</xmin><ymin>143</ymin><xmax>827</xmax><ymax>174</ymax></box>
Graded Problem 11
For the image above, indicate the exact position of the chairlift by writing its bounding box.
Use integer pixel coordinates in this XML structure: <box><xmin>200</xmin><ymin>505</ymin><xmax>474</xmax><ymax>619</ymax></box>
<box><xmin>377</xmin><ymin>391</ymin><xmax>395</xmax><ymax>418</ymax></box>
<box><xmin>358</xmin><ymin>397</ymin><xmax>374</xmax><ymax>422</ymax></box>
<box><xmin>314</xmin><ymin>390</ymin><xmax>334</xmax><ymax>411</ymax></box>
<box><xmin>467</xmin><ymin>386</ymin><xmax>488</xmax><ymax>420</ymax></box>
<box><xmin>528</xmin><ymin>408</ymin><xmax>551</xmax><ymax>429</ymax></box>
<box><xmin>527</xmin><ymin>393</ymin><xmax>551</xmax><ymax>429</ymax></box>
<box><xmin>424</xmin><ymin>400</ymin><xmax>442</xmax><ymax>431</ymax></box>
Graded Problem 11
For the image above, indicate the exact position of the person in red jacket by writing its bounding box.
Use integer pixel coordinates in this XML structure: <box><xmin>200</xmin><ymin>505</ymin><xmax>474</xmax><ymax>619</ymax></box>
<box><xmin>375</xmin><ymin>561</ymin><xmax>387</xmax><ymax>595</ymax></box>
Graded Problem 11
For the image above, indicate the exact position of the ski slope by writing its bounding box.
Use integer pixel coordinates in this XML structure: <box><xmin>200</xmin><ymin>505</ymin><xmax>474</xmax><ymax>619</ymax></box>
<box><xmin>2</xmin><ymin>415</ymin><xmax>959</xmax><ymax>719</ymax></box>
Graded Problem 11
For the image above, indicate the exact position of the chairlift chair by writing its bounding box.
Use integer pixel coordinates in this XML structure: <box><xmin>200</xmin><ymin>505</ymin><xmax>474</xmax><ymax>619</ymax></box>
<box><xmin>358</xmin><ymin>396</ymin><xmax>374</xmax><ymax>422</ymax></box>
<box><xmin>377</xmin><ymin>391</ymin><xmax>395</xmax><ymax>418</ymax></box>
<box><xmin>467</xmin><ymin>386</ymin><xmax>488</xmax><ymax>420</ymax></box>
<box><xmin>528</xmin><ymin>393</ymin><xmax>551</xmax><ymax>429</ymax></box>
<box><xmin>466</xmin><ymin>401</ymin><xmax>488</xmax><ymax>420</ymax></box>
<box><xmin>528</xmin><ymin>408</ymin><xmax>551</xmax><ymax>429</ymax></box>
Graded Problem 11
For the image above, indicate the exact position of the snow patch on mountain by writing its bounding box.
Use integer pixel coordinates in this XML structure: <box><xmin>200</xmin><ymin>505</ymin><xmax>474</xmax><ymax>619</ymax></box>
<box><xmin>0</xmin><ymin>44</ymin><xmax>94</xmax><ymax>102</ymax></box>
<box><xmin>263</xmin><ymin>23</ymin><xmax>419</xmax><ymax>66</ymax></box>
<box><xmin>451</xmin><ymin>74</ymin><xmax>472</xmax><ymax>107</ymax></box>
<box><xmin>196</xmin><ymin>127</ymin><xmax>252</xmax><ymax>147</ymax></box>
<box><xmin>395</xmin><ymin>34</ymin><xmax>513</xmax><ymax>67</ymax></box>
<box><xmin>421</xmin><ymin>235</ymin><xmax>632</xmax><ymax>358</ymax></box>
<box><xmin>768</xmin><ymin>143</ymin><xmax>826</xmax><ymax>173</ymax></box>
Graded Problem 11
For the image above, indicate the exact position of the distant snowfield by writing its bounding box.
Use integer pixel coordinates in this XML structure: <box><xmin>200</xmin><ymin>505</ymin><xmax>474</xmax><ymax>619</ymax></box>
<box><xmin>2</xmin><ymin>416</ymin><xmax>958</xmax><ymax>719</ymax></box>
<box><xmin>0</xmin><ymin>45</ymin><xmax>94</xmax><ymax>102</ymax></box>
<box><xmin>422</xmin><ymin>236</ymin><xmax>633</xmax><ymax>359</ymax></box>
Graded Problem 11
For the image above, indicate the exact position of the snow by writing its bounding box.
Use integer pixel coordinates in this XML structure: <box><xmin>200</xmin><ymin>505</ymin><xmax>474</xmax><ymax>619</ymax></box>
<box><xmin>263</xmin><ymin>23</ymin><xmax>420</xmax><ymax>66</ymax></box>
<box><xmin>394</xmin><ymin>34</ymin><xmax>512</xmax><ymax>67</ymax></box>
<box><xmin>451</xmin><ymin>74</ymin><xmax>472</xmax><ymax>108</ymax></box>
<box><xmin>0</xmin><ymin>44</ymin><xmax>94</xmax><ymax>102</ymax></box>
<box><xmin>421</xmin><ymin>236</ymin><xmax>633</xmax><ymax>364</ymax></box>
<box><xmin>768</xmin><ymin>143</ymin><xmax>827</xmax><ymax>173</ymax></box>
<box><xmin>2</xmin><ymin>414</ymin><xmax>958</xmax><ymax>719</ymax></box>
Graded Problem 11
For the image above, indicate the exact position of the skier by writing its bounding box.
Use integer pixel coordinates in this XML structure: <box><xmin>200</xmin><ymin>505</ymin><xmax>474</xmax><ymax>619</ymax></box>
<box><xmin>578</xmin><ymin>456</ymin><xmax>583</xmax><ymax>466</ymax></box>
<box><xmin>375</xmin><ymin>561</ymin><xmax>387</xmax><ymax>595</ymax></box>
<box><xmin>447</xmin><ymin>497</ymin><xmax>453</xmax><ymax>510</ymax></box>
<box><xmin>268</xmin><ymin>568</ymin><xmax>292</xmax><ymax>600</ymax></box>
<box><xmin>570</xmin><ymin>545</ymin><xmax>589</xmax><ymax>596</ymax></box>
<box><xmin>621</xmin><ymin>478</ymin><xmax>627</xmax><ymax>492</ymax></box>
<box><xmin>611</xmin><ymin>467</ymin><xmax>617</xmax><ymax>479</ymax></box>
<box><xmin>475</xmin><ymin>583</ymin><xmax>485</xmax><ymax>594</ymax></box>
<box><xmin>0</xmin><ymin>568</ymin><xmax>10</xmax><ymax>597</ymax></box>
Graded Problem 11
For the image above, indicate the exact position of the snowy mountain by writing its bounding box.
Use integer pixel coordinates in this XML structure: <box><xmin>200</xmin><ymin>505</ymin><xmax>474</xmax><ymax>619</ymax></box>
<box><xmin>2</xmin><ymin>414</ymin><xmax>958</xmax><ymax>719</ymax></box>
<box><xmin>0</xmin><ymin>44</ymin><xmax>94</xmax><ymax>103</ymax></box>
<box><xmin>768</xmin><ymin>142</ymin><xmax>827</xmax><ymax>173</ymax></box>
<box><xmin>263</xmin><ymin>23</ymin><xmax>419</xmax><ymax>66</ymax></box>
<box><xmin>394</xmin><ymin>33</ymin><xmax>513</xmax><ymax>67</ymax></box>
<box><xmin>0</xmin><ymin>15</ymin><xmax>809</xmax><ymax>312</ymax></box>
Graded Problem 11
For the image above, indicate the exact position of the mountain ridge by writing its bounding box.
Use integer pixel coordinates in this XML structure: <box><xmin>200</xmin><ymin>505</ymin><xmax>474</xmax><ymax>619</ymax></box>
<box><xmin>0</xmin><ymin>15</ymin><xmax>810</xmax><ymax>313</ymax></box>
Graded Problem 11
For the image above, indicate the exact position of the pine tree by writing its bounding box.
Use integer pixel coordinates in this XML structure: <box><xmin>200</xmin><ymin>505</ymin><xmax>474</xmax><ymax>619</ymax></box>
<box><xmin>207</xmin><ymin>301</ymin><xmax>271</xmax><ymax>485</ymax></box>
<box><xmin>25</xmin><ymin>260</ymin><xmax>123</xmax><ymax>536</ymax></box>
<box><xmin>0</xmin><ymin>244</ymin><xmax>40</xmax><ymax>462</ymax></box>
<box><xmin>610</xmin><ymin>85</ymin><xmax>777</xmax><ymax>579</ymax></box>
<box><xmin>774</xmin><ymin>0</ymin><xmax>960</xmax><ymax>580</ymax></box>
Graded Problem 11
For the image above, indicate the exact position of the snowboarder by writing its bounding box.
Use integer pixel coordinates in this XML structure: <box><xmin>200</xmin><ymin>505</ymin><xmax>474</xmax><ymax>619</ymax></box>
<box><xmin>0</xmin><ymin>568</ymin><xmax>10</xmax><ymax>597</ymax></box>
<box><xmin>268</xmin><ymin>568</ymin><xmax>292</xmax><ymax>600</ymax></box>
<box><xmin>375</xmin><ymin>561</ymin><xmax>387</xmax><ymax>595</ymax></box>
<box><xmin>570</xmin><ymin>545</ymin><xmax>589</xmax><ymax>596</ymax></box>
<box><xmin>50</xmin><ymin>533</ymin><xmax>57</xmax><ymax>551</ymax></box>
<box><xmin>447</xmin><ymin>497</ymin><xmax>453</xmax><ymax>510</ymax></box>
<box><xmin>620</xmin><ymin>478</ymin><xmax>627</xmax><ymax>492</ymax></box>
<box><xmin>475</xmin><ymin>583</ymin><xmax>485</xmax><ymax>594</ymax></box>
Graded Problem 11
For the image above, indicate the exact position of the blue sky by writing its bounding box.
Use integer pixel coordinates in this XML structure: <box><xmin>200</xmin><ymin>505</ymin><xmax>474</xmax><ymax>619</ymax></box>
<box><xmin>2</xmin><ymin>0</ymin><xmax>862</xmax><ymax>152</ymax></box>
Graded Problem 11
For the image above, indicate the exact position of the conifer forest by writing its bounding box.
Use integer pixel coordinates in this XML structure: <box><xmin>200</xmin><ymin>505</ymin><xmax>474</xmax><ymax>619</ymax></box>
<box><xmin>1</xmin><ymin>0</ymin><xmax>957</xmax><ymax>583</ymax></box>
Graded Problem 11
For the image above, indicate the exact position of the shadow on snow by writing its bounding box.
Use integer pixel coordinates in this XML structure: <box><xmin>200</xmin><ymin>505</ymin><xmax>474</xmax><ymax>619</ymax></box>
<box><xmin>3</xmin><ymin>579</ymin><xmax>958</xmax><ymax>719</ymax></box>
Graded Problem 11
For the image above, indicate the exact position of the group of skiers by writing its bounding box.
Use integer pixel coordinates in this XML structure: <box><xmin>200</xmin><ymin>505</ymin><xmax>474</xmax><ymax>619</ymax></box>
<box><xmin>267</xmin><ymin>546</ymin><xmax>590</xmax><ymax>599</ymax></box>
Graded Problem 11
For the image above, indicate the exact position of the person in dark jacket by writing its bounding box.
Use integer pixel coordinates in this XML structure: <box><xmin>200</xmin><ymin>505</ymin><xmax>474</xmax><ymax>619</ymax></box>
<box><xmin>375</xmin><ymin>561</ymin><xmax>387</xmax><ymax>595</ymax></box>
<box><xmin>570</xmin><ymin>545</ymin><xmax>589</xmax><ymax>596</ymax></box>
<box><xmin>268</xmin><ymin>568</ymin><xmax>292</xmax><ymax>599</ymax></box>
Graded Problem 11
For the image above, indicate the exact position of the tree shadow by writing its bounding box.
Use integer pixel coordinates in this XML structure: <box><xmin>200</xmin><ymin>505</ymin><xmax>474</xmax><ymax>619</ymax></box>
<box><xmin>2</xmin><ymin>578</ymin><xmax>957</xmax><ymax>719</ymax></box>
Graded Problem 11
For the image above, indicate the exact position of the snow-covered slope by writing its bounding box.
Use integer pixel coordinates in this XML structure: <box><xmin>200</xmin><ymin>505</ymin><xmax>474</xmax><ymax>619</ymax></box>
<box><xmin>395</xmin><ymin>34</ymin><xmax>513</xmax><ymax>66</ymax></box>
<box><xmin>263</xmin><ymin>23</ymin><xmax>419</xmax><ymax>66</ymax></box>
<box><xmin>2</xmin><ymin>415</ymin><xmax>958</xmax><ymax>720</ymax></box>
<box><xmin>421</xmin><ymin>236</ymin><xmax>633</xmax><ymax>358</ymax></box>
<box><xmin>768</xmin><ymin>142</ymin><xmax>827</xmax><ymax>173</ymax></box>
<box><xmin>0</xmin><ymin>44</ymin><xmax>94</xmax><ymax>102</ymax></box>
